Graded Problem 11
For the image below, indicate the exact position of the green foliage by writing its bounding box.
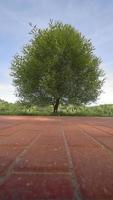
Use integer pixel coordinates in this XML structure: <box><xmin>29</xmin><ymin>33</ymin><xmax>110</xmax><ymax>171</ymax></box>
<box><xmin>11</xmin><ymin>21</ymin><xmax>104</xmax><ymax>112</ymax></box>
<box><xmin>0</xmin><ymin>99</ymin><xmax>113</xmax><ymax>117</ymax></box>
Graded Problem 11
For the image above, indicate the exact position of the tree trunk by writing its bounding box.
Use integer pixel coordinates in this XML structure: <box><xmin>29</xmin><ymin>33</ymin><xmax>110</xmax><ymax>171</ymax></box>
<box><xmin>53</xmin><ymin>98</ymin><xmax>60</xmax><ymax>113</ymax></box>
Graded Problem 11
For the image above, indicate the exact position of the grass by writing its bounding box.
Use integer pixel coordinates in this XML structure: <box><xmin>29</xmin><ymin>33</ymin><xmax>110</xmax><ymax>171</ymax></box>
<box><xmin>0</xmin><ymin>99</ymin><xmax>113</xmax><ymax>116</ymax></box>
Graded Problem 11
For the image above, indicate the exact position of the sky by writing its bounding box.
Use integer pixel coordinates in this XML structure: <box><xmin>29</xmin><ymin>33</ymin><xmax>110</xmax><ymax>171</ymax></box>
<box><xmin>0</xmin><ymin>0</ymin><xmax>113</xmax><ymax>105</ymax></box>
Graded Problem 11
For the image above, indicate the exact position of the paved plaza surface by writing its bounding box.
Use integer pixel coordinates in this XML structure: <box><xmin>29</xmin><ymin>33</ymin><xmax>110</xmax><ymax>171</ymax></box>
<box><xmin>0</xmin><ymin>116</ymin><xmax>113</xmax><ymax>200</ymax></box>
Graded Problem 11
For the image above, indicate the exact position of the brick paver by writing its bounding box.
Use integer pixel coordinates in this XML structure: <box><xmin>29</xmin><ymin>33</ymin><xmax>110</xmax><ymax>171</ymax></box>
<box><xmin>0</xmin><ymin>174</ymin><xmax>74</xmax><ymax>200</ymax></box>
<box><xmin>0</xmin><ymin>146</ymin><xmax>24</xmax><ymax>175</ymax></box>
<box><xmin>0</xmin><ymin>116</ymin><xmax>113</xmax><ymax>200</ymax></box>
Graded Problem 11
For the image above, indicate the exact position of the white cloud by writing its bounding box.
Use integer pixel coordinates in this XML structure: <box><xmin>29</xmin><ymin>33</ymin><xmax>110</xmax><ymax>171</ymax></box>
<box><xmin>97</xmin><ymin>80</ymin><xmax>113</xmax><ymax>105</ymax></box>
<box><xmin>0</xmin><ymin>83</ymin><xmax>17</xmax><ymax>103</ymax></box>
<box><xmin>96</xmin><ymin>63</ymin><xmax>113</xmax><ymax>105</ymax></box>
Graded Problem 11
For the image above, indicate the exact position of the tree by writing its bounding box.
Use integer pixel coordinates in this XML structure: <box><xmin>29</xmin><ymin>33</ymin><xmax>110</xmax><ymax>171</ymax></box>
<box><xmin>11</xmin><ymin>21</ymin><xmax>104</xmax><ymax>113</ymax></box>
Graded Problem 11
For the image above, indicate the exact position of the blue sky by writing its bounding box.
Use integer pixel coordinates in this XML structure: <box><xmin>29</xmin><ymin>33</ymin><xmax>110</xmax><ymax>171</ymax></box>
<box><xmin>0</xmin><ymin>0</ymin><xmax>113</xmax><ymax>104</ymax></box>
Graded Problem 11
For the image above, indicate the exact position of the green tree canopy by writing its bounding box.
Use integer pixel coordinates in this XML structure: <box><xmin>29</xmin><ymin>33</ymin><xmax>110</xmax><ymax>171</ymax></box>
<box><xmin>11</xmin><ymin>21</ymin><xmax>104</xmax><ymax>112</ymax></box>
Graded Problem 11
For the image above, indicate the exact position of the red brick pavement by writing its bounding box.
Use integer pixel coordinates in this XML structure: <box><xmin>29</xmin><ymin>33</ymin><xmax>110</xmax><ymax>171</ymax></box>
<box><xmin>0</xmin><ymin>116</ymin><xmax>113</xmax><ymax>200</ymax></box>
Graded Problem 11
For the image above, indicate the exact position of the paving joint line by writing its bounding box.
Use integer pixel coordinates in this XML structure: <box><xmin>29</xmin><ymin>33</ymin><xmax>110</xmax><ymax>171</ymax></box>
<box><xmin>61</xmin><ymin>126</ymin><xmax>83</xmax><ymax>200</ymax></box>
<box><xmin>12</xmin><ymin>171</ymin><xmax>71</xmax><ymax>175</ymax></box>
<box><xmin>93</xmin><ymin>125</ymin><xmax>113</xmax><ymax>137</ymax></box>
<box><xmin>0</xmin><ymin>130</ymin><xmax>39</xmax><ymax>147</ymax></box>
<box><xmin>0</xmin><ymin>132</ymin><xmax>41</xmax><ymax>185</ymax></box>
<box><xmin>79</xmin><ymin>126</ymin><xmax>113</xmax><ymax>157</ymax></box>
<box><xmin>0</xmin><ymin>122</ymin><xmax>29</xmax><ymax>137</ymax></box>
<box><xmin>0</xmin><ymin>122</ymin><xmax>26</xmax><ymax>131</ymax></box>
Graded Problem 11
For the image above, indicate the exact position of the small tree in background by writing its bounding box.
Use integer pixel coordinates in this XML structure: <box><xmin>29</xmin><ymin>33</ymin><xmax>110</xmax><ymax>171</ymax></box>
<box><xmin>11</xmin><ymin>21</ymin><xmax>104</xmax><ymax>113</ymax></box>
